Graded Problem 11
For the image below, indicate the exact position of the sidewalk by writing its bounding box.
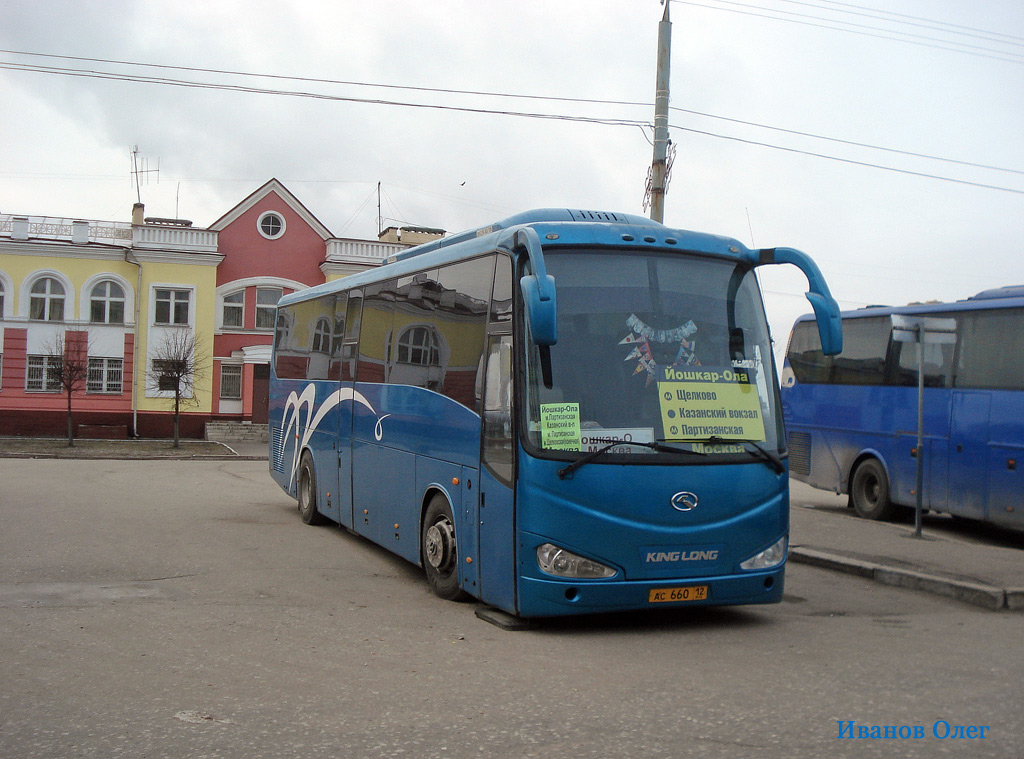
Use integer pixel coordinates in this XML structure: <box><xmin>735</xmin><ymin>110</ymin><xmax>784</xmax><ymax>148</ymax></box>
<box><xmin>788</xmin><ymin>481</ymin><xmax>1024</xmax><ymax>612</ymax></box>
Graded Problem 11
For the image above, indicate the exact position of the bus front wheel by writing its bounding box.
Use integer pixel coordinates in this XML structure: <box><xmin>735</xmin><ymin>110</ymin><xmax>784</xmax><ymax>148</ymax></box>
<box><xmin>850</xmin><ymin>458</ymin><xmax>897</xmax><ymax>521</ymax></box>
<box><xmin>298</xmin><ymin>452</ymin><xmax>327</xmax><ymax>526</ymax></box>
<box><xmin>421</xmin><ymin>495</ymin><xmax>468</xmax><ymax>601</ymax></box>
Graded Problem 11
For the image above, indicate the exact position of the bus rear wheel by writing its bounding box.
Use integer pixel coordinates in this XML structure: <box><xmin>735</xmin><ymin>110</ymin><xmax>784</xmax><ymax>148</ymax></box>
<box><xmin>298</xmin><ymin>452</ymin><xmax>327</xmax><ymax>526</ymax></box>
<box><xmin>850</xmin><ymin>458</ymin><xmax>897</xmax><ymax>521</ymax></box>
<box><xmin>421</xmin><ymin>495</ymin><xmax>468</xmax><ymax>601</ymax></box>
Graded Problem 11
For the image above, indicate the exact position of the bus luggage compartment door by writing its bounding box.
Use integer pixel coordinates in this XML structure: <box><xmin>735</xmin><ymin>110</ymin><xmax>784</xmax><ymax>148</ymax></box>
<box><xmin>949</xmin><ymin>391</ymin><xmax>991</xmax><ymax>521</ymax></box>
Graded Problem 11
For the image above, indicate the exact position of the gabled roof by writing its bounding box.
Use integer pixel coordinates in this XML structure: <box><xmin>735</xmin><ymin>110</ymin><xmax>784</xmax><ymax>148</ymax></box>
<box><xmin>208</xmin><ymin>178</ymin><xmax>333</xmax><ymax>240</ymax></box>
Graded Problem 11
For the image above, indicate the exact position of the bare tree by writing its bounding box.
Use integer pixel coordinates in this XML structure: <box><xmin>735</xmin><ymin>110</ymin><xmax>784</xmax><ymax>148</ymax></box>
<box><xmin>147</xmin><ymin>330</ymin><xmax>206</xmax><ymax>448</ymax></box>
<box><xmin>44</xmin><ymin>331</ymin><xmax>91</xmax><ymax>447</ymax></box>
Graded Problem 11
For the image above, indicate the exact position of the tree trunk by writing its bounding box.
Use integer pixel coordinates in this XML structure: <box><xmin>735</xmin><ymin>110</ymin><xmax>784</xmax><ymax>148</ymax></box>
<box><xmin>173</xmin><ymin>390</ymin><xmax>181</xmax><ymax>448</ymax></box>
<box><xmin>66</xmin><ymin>389</ymin><xmax>75</xmax><ymax>447</ymax></box>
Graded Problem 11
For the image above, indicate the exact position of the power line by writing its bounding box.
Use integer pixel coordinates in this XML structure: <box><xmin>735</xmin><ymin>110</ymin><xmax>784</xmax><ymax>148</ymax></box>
<box><xmin>808</xmin><ymin>0</ymin><xmax>1024</xmax><ymax>44</ymax></box>
<box><xmin>671</xmin><ymin>0</ymin><xmax>1024</xmax><ymax>64</ymax></box>
<box><xmin>772</xmin><ymin>0</ymin><xmax>1024</xmax><ymax>48</ymax></box>
<box><xmin>670</xmin><ymin>123</ymin><xmax>1024</xmax><ymax>195</ymax></box>
<box><xmin>2</xmin><ymin>54</ymin><xmax>1022</xmax><ymax>196</ymax></box>
<box><xmin>0</xmin><ymin>60</ymin><xmax>650</xmax><ymax>129</ymax></box>
<box><xmin>670</xmin><ymin>106</ymin><xmax>1024</xmax><ymax>177</ymax></box>
<box><xmin>4</xmin><ymin>48</ymin><xmax>1022</xmax><ymax>176</ymax></box>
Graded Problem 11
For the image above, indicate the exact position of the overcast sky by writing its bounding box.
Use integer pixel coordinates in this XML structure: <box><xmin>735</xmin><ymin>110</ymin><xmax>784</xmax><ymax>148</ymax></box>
<box><xmin>2</xmin><ymin>0</ymin><xmax>1022</xmax><ymax>348</ymax></box>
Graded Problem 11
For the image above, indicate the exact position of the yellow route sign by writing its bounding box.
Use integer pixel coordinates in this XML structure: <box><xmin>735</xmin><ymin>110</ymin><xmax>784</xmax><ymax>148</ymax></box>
<box><xmin>657</xmin><ymin>366</ymin><xmax>766</xmax><ymax>442</ymax></box>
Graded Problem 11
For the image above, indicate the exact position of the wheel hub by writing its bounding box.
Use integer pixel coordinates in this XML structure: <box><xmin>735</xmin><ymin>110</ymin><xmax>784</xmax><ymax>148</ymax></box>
<box><xmin>425</xmin><ymin>518</ymin><xmax>455</xmax><ymax>570</ymax></box>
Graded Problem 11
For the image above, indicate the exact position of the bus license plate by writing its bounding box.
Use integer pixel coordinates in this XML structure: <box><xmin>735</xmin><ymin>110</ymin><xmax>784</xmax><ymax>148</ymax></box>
<box><xmin>648</xmin><ymin>586</ymin><xmax>708</xmax><ymax>603</ymax></box>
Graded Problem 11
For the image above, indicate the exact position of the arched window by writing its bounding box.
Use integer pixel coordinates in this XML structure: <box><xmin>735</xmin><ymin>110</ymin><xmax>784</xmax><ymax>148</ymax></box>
<box><xmin>0</xmin><ymin>279</ymin><xmax>5</xmax><ymax>317</ymax></box>
<box><xmin>90</xmin><ymin>281</ymin><xmax>126</xmax><ymax>324</ymax></box>
<box><xmin>311</xmin><ymin>318</ymin><xmax>332</xmax><ymax>353</ymax></box>
<box><xmin>30</xmin><ymin>277</ymin><xmax>65</xmax><ymax>321</ymax></box>
<box><xmin>396</xmin><ymin>325</ymin><xmax>441</xmax><ymax>367</ymax></box>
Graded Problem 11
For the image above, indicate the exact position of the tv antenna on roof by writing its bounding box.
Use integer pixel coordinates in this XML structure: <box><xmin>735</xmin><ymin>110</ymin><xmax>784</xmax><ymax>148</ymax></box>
<box><xmin>130</xmin><ymin>145</ymin><xmax>160</xmax><ymax>204</ymax></box>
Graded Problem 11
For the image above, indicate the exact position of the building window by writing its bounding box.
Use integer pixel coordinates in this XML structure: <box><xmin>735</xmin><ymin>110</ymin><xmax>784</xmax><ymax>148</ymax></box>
<box><xmin>257</xmin><ymin>211</ymin><xmax>286</xmax><ymax>240</ymax></box>
<box><xmin>26</xmin><ymin>355</ymin><xmax>62</xmax><ymax>391</ymax></box>
<box><xmin>30</xmin><ymin>277</ymin><xmax>65</xmax><ymax>321</ymax></box>
<box><xmin>256</xmin><ymin>287</ymin><xmax>282</xmax><ymax>330</ymax></box>
<box><xmin>87</xmin><ymin>357</ymin><xmax>123</xmax><ymax>393</ymax></box>
<box><xmin>220</xmin><ymin>364</ymin><xmax>243</xmax><ymax>399</ymax></box>
<box><xmin>397</xmin><ymin>325</ymin><xmax>441</xmax><ymax>367</ymax></box>
<box><xmin>90</xmin><ymin>281</ymin><xmax>126</xmax><ymax>324</ymax></box>
<box><xmin>223</xmin><ymin>291</ymin><xmax>244</xmax><ymax>328</ymax></box>
<box><xmin>152</xmin><ymin>359</ymin><xmax>184</xmax><ymax>392</ymax></box>
<box><xmin>155</xmin><ymin>289</ymin><xmax>190</xmax><ymax>325</ymax></box>
<box><xmin>0</xmin><ymin>280</ymin><xmax>5</xmax><ymax>317</ymax></box>
<box><xmin>311</xmin><ymin>318</ymin><xmax>331</xmax><ymax>353</ymax></box>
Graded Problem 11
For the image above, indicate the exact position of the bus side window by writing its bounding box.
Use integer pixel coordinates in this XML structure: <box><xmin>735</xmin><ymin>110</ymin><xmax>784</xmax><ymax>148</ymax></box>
<box><xmin>358</xmin><ymin>281</ymin><xmax>397</xmax><ymax>384</ymax></box>
<box><xmin>831</xmin><ymin>317</ymin><xmax>889</xmax><ymax>385</ymax></box>
<box><xmin>433</xmin><ymin>256</ymin><xmax>494</xmax><ymax>410</ymax></box>
<box><xmin>955</xmin><ymin>309</ymin><xmax>1024</xmax><ymax>390</ymax></box>
<box><xmin>482</xmin><ymin>334</ymin><xmax>514</xmax><ymax>486</ymax></box>
<box><xmin>787</xmin><ymin>321</ymin><xmax>832</xmax><ymax>384</ymax></box>
<box><xmin>342</xmin><ymin>289</ymin><xmax>363</xmax><ymax>382</ymax></box>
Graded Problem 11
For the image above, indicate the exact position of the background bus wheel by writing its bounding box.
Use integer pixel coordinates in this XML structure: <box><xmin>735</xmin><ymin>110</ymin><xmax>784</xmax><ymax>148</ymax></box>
<box><xmin>850</xmin><ymin>458</ymin><xmax>897</xmax><ymax>521</ymax></box>
<box><xmin>298</xmin><ymin>452</ymin><xmax>327</xmax><ymax>526</ymax></box>
<box><xmin>422</xmin><ymin>495</ymin><xmax>468</xmax><ymax>601</ymax></box>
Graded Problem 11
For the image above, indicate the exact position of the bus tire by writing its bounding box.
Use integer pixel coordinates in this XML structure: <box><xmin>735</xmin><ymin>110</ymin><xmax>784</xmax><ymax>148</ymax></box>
<box><xmin>421</xmin><ymin>495</ymin><xmax>468</xmax><ymax>601</ymax></box>
<box><xmin>298</xmin><ymin>452</ymin><xmax>327</xmax><ymax>526</ymax></box>
<box><xmin>850</xmin><ymin>458</ymin><xmax>897</xmax><ymax>521</ymax></box>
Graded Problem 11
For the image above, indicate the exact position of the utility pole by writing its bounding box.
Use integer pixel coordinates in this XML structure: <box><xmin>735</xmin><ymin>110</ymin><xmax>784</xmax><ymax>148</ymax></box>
<box><xmin>649</xmin><ymin>1</ymin><xmax>672</xmax><ymax>223</ymax></box>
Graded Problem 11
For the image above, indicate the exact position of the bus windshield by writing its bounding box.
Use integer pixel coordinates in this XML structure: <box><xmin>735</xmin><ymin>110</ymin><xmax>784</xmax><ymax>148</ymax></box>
<box><xmin>525</xmin><ymin>249</ymin><xmax>782</xmax><ymax>460</ymax></box>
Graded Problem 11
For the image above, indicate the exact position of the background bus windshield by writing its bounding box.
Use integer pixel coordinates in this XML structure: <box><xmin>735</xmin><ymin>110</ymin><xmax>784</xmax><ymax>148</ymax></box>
<box><xmin>525</xmin><ymin>250</ymin><xmax>781</xmax><ymax>456</ymax></box>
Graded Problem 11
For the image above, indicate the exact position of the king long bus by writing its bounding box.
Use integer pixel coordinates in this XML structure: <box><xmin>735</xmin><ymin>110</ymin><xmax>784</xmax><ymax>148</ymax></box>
<box><xmin>781</xmin><ymin>286</ymin><xmax>1024</xmax><ymax>530</ymax></box>
<box><xmin>268</xmin><ymin>209</ymin><xmax>842</xmax><ymax>618</ymax></box>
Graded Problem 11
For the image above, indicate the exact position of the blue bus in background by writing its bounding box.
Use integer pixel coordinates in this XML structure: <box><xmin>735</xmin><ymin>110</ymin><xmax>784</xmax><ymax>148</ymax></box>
<box><xmin>268</xmin><ymin>208</ymin><xmax>842</xmax><ymax>618</ymax></box>
<box><xmin>781</xmin><ymin>286</ymin><xmax>1024</xmax><ymax>530</ymax></box>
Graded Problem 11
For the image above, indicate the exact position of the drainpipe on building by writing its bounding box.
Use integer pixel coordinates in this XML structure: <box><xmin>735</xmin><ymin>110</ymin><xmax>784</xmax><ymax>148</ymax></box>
<box><xmin>126</xmin><ymin>203</ymin><xmax>146</xmax><ymax>437</ymax></box>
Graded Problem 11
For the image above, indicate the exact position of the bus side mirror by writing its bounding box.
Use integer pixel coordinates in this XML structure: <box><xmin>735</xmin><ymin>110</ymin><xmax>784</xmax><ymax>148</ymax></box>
<box><xmin>502</xmin><ymin>226</ymin><xmax>558</xmax><ymax>346</ymax></box>
<box><xmin>755</xmin><ymin>247</ymin><xmax>843</xmax><ymax>356</ymax></box>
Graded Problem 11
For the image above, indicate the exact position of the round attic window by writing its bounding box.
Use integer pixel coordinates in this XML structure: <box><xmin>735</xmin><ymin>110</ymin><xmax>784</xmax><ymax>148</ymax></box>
<box><xmin>257</xmin><ymin>211</ymin><xmax>286</xmax><ymax>240</ymax></box>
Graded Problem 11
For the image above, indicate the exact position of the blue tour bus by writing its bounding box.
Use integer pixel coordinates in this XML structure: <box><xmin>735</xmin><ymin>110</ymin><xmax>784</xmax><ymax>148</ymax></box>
<box><xmin>268</xmin><ymin>209</ymin><xmax>842</xmax><ymax>618</ymax></box>
<box><xmin>781</xmin><ymin>286</ymin><xmax>1024</xmax><ymax>530</ymax></box>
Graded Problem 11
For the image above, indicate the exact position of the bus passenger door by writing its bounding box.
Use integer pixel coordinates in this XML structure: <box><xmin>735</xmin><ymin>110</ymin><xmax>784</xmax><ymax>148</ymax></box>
<box><xmin>477</xmin><ymin>335</ymin><xmax>517</xmax><ymax>611</ymax></box>
<box><xmin>333</xmin><ymin>291</ymin><xmax>360</xmax><ymax>529</ymax></box>
<box><xmin>948</xmin><ymin>391</ymin><xmax>991</xmax><ymax>520</ymax></box>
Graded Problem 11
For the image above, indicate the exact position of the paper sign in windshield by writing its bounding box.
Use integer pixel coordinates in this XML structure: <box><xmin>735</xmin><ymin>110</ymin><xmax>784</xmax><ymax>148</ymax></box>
<box><xmin>540</xmin><ymin>403</ymin><xmax>582</xmax><ymax>450</ymax></box>
<box><xmin>657</xmin><ymin>366</ymin><xmax>766</xmax><ymax>442</ymax></box>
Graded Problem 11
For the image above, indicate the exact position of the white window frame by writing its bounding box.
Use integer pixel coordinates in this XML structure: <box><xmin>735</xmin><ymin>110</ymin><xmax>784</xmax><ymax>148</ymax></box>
<box><xmin>29</xmin><ymin>277</ymin><xmax>67</xmax><ymax>322</ymax></box>
<box><xmin>220</xmin><ymin>363</ymin><xmax>243</xmax><ymax>400</ymax></box>
<box><xmin>153</xmin><ymin>286</ymin><xmax>193</xmax><ymax>326</ymax></box>
<box><xmin>257</xmin><ymin>211</ymin><xmax>286</xmax><ymax>240</ymax></box>
<box><xmin>222</xmin><ymin>290</ymin><xmax>245</xmax><ymax>329</ymax></box>
<box><xmin>89</xmin><ymin>281</ymin><xmax>127</xmax><ymax>325</ymax></box>
<box><xmin>26</xmin><ymin>354</ymin><xmax>62</xmax><ymax>392</ymax></box>
<box><xmin>256</xmin><ymin>287</ymin><xmax>282</xmax><ymax>330</ymax></box>
<box><xmin>87</xmin><ymin>357</ymin><xmax>123</xmax><ymax>394</ymax></box>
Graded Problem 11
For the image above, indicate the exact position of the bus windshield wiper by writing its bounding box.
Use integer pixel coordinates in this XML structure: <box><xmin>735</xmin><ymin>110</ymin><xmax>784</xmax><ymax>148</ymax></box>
<box><xmin>557</xmin><ymin>440</ymin><xmax>703</xmax><ymax>480</ymax></box>
<box><xmin>702</xmin><ymin>436</ymin><xmax>786</xmax><ymax>475</ymax></box>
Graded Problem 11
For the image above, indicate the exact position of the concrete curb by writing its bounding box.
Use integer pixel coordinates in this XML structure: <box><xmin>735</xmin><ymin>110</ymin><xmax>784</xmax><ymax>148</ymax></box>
<box><xmin>790</xmin><ymin>546</ymin><xmax>1015</xmax><ymax>612</ymax></box>
<box><xmin>0</xmin><ymin>452</ymin><xmax>268</xmax><ymax>462</ymax></box>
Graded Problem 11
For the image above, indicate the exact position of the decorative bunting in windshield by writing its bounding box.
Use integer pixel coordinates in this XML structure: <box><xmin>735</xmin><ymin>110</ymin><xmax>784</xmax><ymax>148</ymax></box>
<box><xmin>620</xmin><ymin>314</ymin><xmax>700</xmax><ymax>384</ymax></box>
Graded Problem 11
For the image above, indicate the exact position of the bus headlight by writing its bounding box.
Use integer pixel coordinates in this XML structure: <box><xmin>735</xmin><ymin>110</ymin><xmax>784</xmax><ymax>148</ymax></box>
<box><xmin>537</xmin><ymin>543</ymin><xmax>617</xmax><ymax>579</ymax></box>
<box><xmin>740</xmin><ymin>537</ymin><xmax>787</xmax><ymax>571</ymax></box>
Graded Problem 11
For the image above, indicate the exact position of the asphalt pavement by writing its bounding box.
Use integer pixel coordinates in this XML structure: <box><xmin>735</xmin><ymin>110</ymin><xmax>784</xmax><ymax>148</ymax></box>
<box><xmin>196</xmin><ymin>441</ymin><xmax>1024</xmax><ymax>612</ymax></box>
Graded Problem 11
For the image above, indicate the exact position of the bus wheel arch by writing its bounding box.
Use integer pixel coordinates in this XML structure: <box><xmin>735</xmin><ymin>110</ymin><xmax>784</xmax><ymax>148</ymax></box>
<box><xmin>297</xmin><ymin>449</ymin><xmax>328</xmax><ymax>526</ymax></box>
<box><xmin>420</xmin><ymin>491</ymin><xmax>468</xmax><ymax>601</ymax></box>
<box><xmin>849</xmin><ymin>456</ymin><xmax>898</xmax><ymax>521</ymax></box>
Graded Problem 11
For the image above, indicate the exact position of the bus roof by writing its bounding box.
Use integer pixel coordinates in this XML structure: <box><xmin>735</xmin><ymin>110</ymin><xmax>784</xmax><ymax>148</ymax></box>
<box><xmin>792</xmin><ymin>285</ymin><xmax>1024</xmax><ymax>325</ymax></box>
<box><xmin>280</xmin><ymin>208</ymin><xmax>752</xmax><ymax>307</ymax></box>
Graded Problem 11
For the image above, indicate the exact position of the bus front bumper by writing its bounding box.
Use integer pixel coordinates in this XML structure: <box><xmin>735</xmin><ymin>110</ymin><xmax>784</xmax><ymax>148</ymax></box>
<box><xmin>515</xmin><ymin>566</ymin><xmax>785</xmax><ymax>618</ymax></box>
